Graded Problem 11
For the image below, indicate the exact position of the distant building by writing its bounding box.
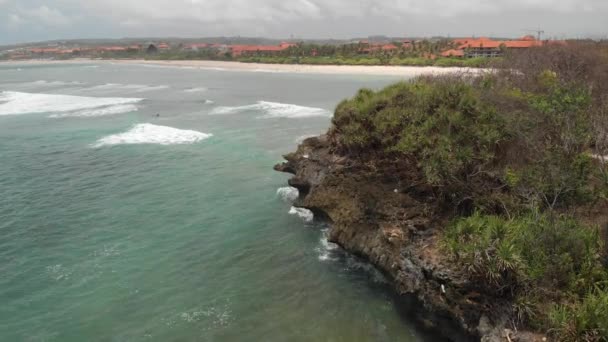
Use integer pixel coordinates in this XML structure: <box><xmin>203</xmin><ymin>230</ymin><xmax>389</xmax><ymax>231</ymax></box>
<box><xmin>443</xmin><ymin>36</ymin><xmax>562</xmax><ymax>58</ymax></box>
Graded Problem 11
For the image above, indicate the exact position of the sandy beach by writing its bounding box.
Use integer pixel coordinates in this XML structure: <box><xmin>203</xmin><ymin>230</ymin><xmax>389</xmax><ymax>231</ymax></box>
<box><xmin>2</xmin><ymin>58</ymin><xmax>484</xmax><ymax>76</ymax></box>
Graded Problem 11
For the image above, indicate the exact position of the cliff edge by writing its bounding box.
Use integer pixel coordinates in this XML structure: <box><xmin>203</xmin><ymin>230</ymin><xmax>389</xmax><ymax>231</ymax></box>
<box><xmin>275</xmin><ymin>135</ymin><xmax>542</xmax><ymax>342</ymax></box>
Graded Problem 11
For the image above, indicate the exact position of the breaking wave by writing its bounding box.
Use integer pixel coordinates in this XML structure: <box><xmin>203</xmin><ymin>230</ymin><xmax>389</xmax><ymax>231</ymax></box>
<box><xmin>92</xmin><ymin>123</ymin><xmax>212</xmax><ymax>147</ymax></box>
<box><xmin>210</xmin><ymin>101</ymin><xmax>331</xmax><ymax>119</ymax></box>
<box><xmin>276</xmin><ymin>187</ymin><xmax>299</xmax><ymax>203</ymax></box>
<box><xmin>0</xmin><ymin>91</ymin><xmax>142</xmax><ymax>116</ymax></box>
<box><xmin>288</xmin><ymin>206</ymin><xmax>314</xmax><ymax>222</ymax></box>
<box><xmin>316</xmin><ymin>228</ymin><xmax>340</xmax><ymax>262</ymax></box>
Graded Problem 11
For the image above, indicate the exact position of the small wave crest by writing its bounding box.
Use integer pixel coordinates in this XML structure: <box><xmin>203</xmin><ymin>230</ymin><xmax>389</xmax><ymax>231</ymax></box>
<box><xmin>184</xmin><ymin>87</ymin><xmax>208</xmax><ymax>93</ymax></box>
<box><xmin>31</xmin><ymin>80</ymin><xmax>85</xmax><ymax>86</ymax></box>
<box><xmin>92</xmin><ymin>123</ymin><xmax>212</xmax><ymax>147</ymax></box>
<box><xmin>276</xmin><ymin>186</ymin><xmax>299</xmax><ymax>203</ymax></box>
<box><xmin>0</xmin><ymin>91</ymin><xmax>142</xmax><ymax>116</ymax></box>
<box><xmin>85</xmin><ymin>83</ymin><xmax>169</xmax><ymax>93</ymax></box>
<box><xmin>50</xmin><ymin>104</ymin><xmax>139</xmax><ymax>118</ymax></box>
<box><xmin>210</xmin><ymin>101</ymin><xmax>331</xmax><ymax>119</ymax></box>
<box><xmin>288</xmin><ymin>206</ymin><xmax>314</xmax><ymax>222</ymax></box>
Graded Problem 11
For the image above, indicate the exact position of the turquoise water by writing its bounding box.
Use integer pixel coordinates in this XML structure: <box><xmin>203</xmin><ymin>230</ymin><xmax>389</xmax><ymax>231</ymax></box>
<box><xmin>0</xmin><ymin>62</ymin><xmax>428</xmax><ymax>341</ymax></box>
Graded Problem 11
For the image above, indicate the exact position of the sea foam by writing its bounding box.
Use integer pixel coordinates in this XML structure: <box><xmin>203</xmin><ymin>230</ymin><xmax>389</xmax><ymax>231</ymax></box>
<box><xmin>276</xmin><ymin>187</ymin><xmax>299</xmax><ymax>203</ymax></box>
<box><xmin>317</xmin><ymin>228</ymin><xmax>340</xmax><ymax>261</ymax></box>
<box><xmin>92</xmin><ymin>123</ymin><xmax>212</xmax><ymax>147</ymax></box>
<box><xmin>31</xmin><ymin>80</ymin><xmax>85</xmax><ymax>86</ymax></box>
<box><xmin>288</xmin><ymin>206</ymin><xmax>314</xmax><ymax>222</ymax></box>
<box><xmin>210</xmin><ymin>101</ymin><xmax>331</xmax><ymax>119</ymax></box>
<box><xmin>0</xmin><ymin>91</ymin><xmax>142</xmax><ymax>116</ymax></box>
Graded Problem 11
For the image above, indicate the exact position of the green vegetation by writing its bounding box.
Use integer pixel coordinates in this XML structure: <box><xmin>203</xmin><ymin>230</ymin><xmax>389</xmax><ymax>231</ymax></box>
<box><xmin>236</xmin><ymin>55</ymin><xmax>493</xmax><ymax>67</ymax></box>
<box><xmin>329</xmin><ymin>44</ymin><xmax>608</xmax><ymax>340</ymax></box>
<box><xmin>91</xmin><ymin>39</ymin><xmax>494</xmax><ymax>67</ymax></box>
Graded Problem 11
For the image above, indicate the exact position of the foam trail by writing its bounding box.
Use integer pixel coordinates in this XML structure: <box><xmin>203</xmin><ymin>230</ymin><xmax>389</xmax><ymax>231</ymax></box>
<box><xmin>50</xmin><ymin>104</ymin><xmax>139</xmax><ymax>118</ymax></box>
<box><xmin>276</xmin><ymin>187</ymin><xmax>299</xmax><ymax>203</ymax></box>
<box><xmin>184</xmin><ymin>87</ymin><xmax>208</xmax><ymax>93</ymax></box>
<box><xmin>288</xmin><ymin>206</ymin><xmax>314</xmax><ymax>222</ymax></box>
<box><xmin>204</xmin><ymin>100</ymin><xmax>215</xmax><ymax>104</ymax></box>
<box><xmin>84</xmin><ymin>83</ymin><xmax>168</xmax><ymax>93</ymax></box>
<box><xmin>210</xmin><ymin>101</ymin><xmax>331</xmax><ymax>119</ymax></box>
<box><xmin>0</xmin><ymin>91</ymin><xmax>142</xmax><ymax>116</ymax></box>
<box><xmin>29</xmin><ymin>80</ymin><xmax>85</xmax><ymax>86</ymax></box>
<box><xmin>134</xmin><ymin>85</ymin><xmax>169</xmax><ymax>93</ymax></box>
<box><xmin>92</xmin><ymin>123</ymin><xmax>212</xmax><ymax>147</ymax></box>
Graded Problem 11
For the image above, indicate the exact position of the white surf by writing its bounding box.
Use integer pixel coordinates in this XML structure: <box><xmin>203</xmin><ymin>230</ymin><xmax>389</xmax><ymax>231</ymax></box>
<box><xmin>92</xmin><ymin>123</ymin><xmax>213</xmax><ymax>147</ymax></box>
<box><xmin>0</xmin><ymin>91</ymin><xmax>142</xmax><ymax>116</ymax></box>
<box><xmin>210</xmin><ymin>101</ymin><xmax>331</xmax><ymax>119</ymax></box>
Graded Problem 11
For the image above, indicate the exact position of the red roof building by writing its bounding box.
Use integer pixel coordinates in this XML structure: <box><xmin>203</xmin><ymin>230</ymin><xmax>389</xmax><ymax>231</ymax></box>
<box><xmin>380</xmin><ymin>44</ymin><xmax>399</xmax><ymax>51</ymax></box>
<box><xmin>444</xmin><ymin>36</ymin><xmax>563</xmax><ymax>58</ymax></box>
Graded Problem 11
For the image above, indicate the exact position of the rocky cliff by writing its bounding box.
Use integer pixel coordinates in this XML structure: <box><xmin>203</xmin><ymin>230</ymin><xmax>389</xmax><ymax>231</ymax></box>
<box><xmin>275</xmin><ymin>135</ymin><xmax>544</xmax><ymax>342</ymax></box>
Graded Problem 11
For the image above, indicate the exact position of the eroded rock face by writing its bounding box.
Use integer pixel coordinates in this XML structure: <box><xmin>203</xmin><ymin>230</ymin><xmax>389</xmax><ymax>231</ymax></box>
<box><xmin>275</xmin><ymin>136</ymin><xmax>544</xmax><ymax>342</ymax></box>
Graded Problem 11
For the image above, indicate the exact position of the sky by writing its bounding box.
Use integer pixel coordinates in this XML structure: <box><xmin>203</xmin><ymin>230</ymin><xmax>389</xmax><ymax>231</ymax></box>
<box><xmin>0</xmin><ymin>0</ymin><xmax>607</xmax><ymax>45</ymax></box>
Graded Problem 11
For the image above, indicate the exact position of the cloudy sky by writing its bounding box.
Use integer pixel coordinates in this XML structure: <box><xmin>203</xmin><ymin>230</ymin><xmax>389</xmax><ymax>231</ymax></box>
<box><xmin>0</xmin><ymin>0</ymin><xmax>607</xmax><ymax>45</ymax></box>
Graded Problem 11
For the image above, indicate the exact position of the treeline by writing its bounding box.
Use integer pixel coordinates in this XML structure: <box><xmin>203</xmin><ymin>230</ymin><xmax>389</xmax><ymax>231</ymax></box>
<box><xmin>329</xmin><ymin>43</ymin><xmax>608</xmax><ymax>340</ymax></box>
<box><xmin>236</xmin><ymin>55</ymin><xmax>491</xmax><ymax>67</ymax></box>
<box><xmin>93</xmin><ymin>39</ymin><xmax>490</xmax><ymax>67</ymax></box>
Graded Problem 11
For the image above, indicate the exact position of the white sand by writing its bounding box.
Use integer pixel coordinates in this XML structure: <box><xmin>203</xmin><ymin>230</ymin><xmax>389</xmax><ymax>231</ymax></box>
<box><xmin>1</xmin><ymin>58</ymin><xmax>485</xmax><ymax>76</ymax></box>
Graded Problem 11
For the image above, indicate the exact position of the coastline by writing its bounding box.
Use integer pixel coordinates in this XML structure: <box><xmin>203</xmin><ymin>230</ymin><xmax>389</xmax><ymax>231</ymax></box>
<box><xmin>1</xmin><ymin>58</ymin><xmax>485</xmax><ymax>76</ymax></box>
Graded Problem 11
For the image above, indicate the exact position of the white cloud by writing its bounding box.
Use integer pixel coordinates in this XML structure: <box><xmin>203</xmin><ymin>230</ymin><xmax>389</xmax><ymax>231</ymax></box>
<box><xmin>7</xmin><ymin>13</ymin><xmax>23</xmax><ymax>28</ymax></box>
<box><xmin>1</xmin><ymin>0</ymin><xmax>607</xmax><ymax>44</ymax></box>
<box><xmin>21</xmin><ymin>6</ymin><xmax>71</xmax><ymax>27</ymax></box>
<box><xmin>68</xmin><ymin>0</ymin><xmax>608</xmax><ymax>21</ymax></box>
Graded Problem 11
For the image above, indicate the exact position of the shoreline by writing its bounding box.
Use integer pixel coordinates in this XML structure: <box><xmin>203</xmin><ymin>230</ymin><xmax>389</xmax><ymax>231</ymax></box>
<box><xmin>1</xmin><ymin>58</ymin><xmax>485</xmax><ymax>76</ymax></box>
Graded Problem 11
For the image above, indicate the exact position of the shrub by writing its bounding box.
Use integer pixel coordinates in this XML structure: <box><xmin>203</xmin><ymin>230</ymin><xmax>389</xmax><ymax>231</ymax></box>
<box><xmin>444</xmin><ymin>213</ymin><xmax>603</xmax><ymax>290</ymax></box>
<box><xmin>548</xmin><ymin>288</ymin><xmax>608</xmax><ymax>341</ymax></box>
<box><xmin>444</xmin><ymin>212</ymin><xmax>607</xmax><ymax>334</ymax></box>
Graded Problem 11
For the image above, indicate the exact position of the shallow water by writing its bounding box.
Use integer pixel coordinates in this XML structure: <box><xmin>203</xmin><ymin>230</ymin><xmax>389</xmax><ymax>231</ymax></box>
<box><xmin>0</xmin><ymin>62</ymin><xmax>430</xmax><ymax>341</ymax></box>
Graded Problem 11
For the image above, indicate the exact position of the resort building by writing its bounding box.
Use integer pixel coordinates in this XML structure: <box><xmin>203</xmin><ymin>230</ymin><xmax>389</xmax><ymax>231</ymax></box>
<box><xmin>444</xmin><ymin>36</ymin><xmax>557</xmax><ymax>58</ymax></box>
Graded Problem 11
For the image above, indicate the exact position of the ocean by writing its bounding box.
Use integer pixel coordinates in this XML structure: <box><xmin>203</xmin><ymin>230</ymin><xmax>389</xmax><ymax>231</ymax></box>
<box><xmin>0</xmin><ymin>62</ymin><xmax>428</xmax><ymax>341</ymax></box>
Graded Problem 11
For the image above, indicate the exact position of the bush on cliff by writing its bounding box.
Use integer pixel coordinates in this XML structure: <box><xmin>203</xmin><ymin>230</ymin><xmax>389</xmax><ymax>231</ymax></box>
<box><xmin>329</xmin><ymin>43</ymin><xmax>608</xmax><ymax>339</ymax></box>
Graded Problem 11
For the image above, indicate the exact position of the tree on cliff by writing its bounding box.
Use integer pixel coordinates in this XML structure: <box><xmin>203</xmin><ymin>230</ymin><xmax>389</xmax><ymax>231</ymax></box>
<box><xmin>327</xmin><ymin>42</ymin><xmax>608</xmax><ymax>340</ymax></box>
